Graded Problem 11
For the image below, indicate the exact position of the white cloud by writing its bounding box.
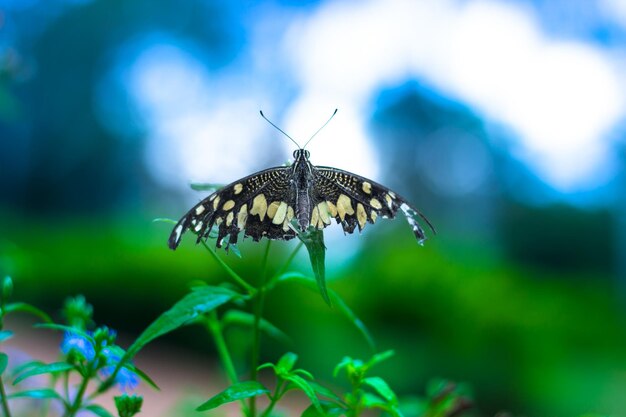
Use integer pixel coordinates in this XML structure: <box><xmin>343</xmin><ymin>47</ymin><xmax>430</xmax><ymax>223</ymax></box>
<box><xmin>285</xmin><ymin>0</ymin><xmax>625</xmax><ymax>192</ymax></box>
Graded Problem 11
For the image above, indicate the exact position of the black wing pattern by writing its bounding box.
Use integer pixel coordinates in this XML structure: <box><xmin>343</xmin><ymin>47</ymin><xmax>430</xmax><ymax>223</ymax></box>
<box><xmin>168</xmin><ymin>167</ymin><xmax>298</xmax><ymax>250</ymax></box>
<box><xmin>311</xmin><ymin>167</ymin><xmax>435</xmax><ymax>243</ymax></box>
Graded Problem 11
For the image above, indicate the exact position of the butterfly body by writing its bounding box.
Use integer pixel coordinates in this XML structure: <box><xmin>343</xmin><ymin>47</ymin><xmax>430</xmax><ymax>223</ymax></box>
<box><xmin>168</xmin><ymin>147</ymin><xmax>434</xmax><ymax>251</ymax></box>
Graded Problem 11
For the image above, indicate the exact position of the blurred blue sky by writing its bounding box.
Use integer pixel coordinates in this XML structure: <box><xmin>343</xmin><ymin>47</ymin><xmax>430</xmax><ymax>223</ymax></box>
<box><xmin>1</xmin><ymin>0</ymin><xmax>625</xmax><ymax>207</ymax></box>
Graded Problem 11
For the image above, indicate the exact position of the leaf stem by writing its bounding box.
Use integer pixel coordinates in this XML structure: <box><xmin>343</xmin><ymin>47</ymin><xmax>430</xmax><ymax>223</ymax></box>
<box><xmin>206</xmin><ymin>312</ymin><xmax>250</xmax><ymax>416</ymax></box>
<box><xmin>201</xmin><ymin>241</ymin><xmax>256</xmax><ymax>295</ymax></box>
<box><xmin>260</xmin><ymin>380</ymin><xmax>285</xmax><ymax>417</ymax></box>
<box><xmin>0</xmin><ymin>375</ymin><xmax>12</xmax><ymax>417</ymax></box>
<box><xmin>65</xmin><ymin>365</ymin><xmax>92</xmax><ymax>417</ymax></box>
<box><xmin>250</xmin><ymin>240</ymin><xmax>272</xmax><ymax>417</ymax></box>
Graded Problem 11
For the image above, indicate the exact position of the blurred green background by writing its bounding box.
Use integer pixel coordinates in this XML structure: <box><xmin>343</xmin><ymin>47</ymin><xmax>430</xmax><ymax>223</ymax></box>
<box><xmin>2</xmin><ymin>0</ymin><xmax>626</xmax><ymax>416</ymax></box>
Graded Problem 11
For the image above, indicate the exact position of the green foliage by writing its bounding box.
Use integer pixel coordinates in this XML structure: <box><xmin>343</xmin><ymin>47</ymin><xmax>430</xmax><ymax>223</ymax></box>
<box><xmin>196</xmin><ymin>381</ymin><xmax>270</xmax><ymax>412</ymax></box>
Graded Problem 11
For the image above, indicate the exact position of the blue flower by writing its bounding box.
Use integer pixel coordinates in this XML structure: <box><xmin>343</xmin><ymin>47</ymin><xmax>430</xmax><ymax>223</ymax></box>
<box><xmin>98</xmin><ymin>346</ymin><xmax>139</xmax><ymax>392</ymax></box>
<box><xmin>61</xmin><ymin>332</ymin><xmax>95</xmax><ymax>361</ymax></box>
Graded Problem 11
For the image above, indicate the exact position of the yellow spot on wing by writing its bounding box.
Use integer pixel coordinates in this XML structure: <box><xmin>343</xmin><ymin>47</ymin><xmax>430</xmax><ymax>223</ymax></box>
<box><xmin>222</xmin><ymin>200</ymin><xmax>235</xmax><ymax>211</ymax></box>
<box><xmin>326</xmin><ymin>201</ymin><xmax>338</xmax><ymax>217</ymax></box>
<box><xmin>250</xmin><ymin>194</ymin><xmax>268</xmax><ymax>221</ymax></box>
<box><xmin>282</xmin><ymin>206</ymin><xmax>295</xmax><ymax>231</ymax></box>
<box><xmin>311</xmin><ymin>207</ymin><xmax>319</xmax><ymax>228</ymax></box>
<box><xmin>385</xmin><ymin>194</ymin><xmax>393</xmax><ymax>208</ymax></box>
<box><xmin>238</xmin><ymin>204</ymin><xmax>248</xmax><ymax>228</ymax></box>
<box><xmin>336</xmin><ymin>194</ymin><xmax>355</xmax><ymax>221</ymax></box>
<box><xmin>362</xmin><ymin>182</ymin><xmax>372</xmax><ymax>194</ymax></box>
<box><xmin>195</xmin><ymin>205</ymin><xmax>205</xmax><ymax>215</ymax></box>
<box><xmin>212</xmin><ymin>196</ymin><xmax>221</xmax><ymax>210</ymax></box>
<box><xmin>234</xmin><ymin>183</ymin><xmax>243</xmax><ymax>195</ymax></box>
<box><xmin>388</xmin><ymin>191</ymin><xmax>396</xmax><ymax>199</ymax></box>
<box><xmin>370</xmin><ymin>198</ymin><xmax>382</xmax><ymax>209</ymax></box>
<box><xmin>226</xmin><ymin>212</ymin><xmax>234</xmax><ymax>226</ymax></box>
<box><xmin>272</xmin><ymin>202</ymin><xmax>288</xmax><ymax>225</ymax></box>
<box><xmin>370</xmin><ymin>211</ymin><xmax>378</xmax><ymax>223</ymax></box>
<box><xmin>267</xmin><ymin>201</ymin><xmax>281</xmax><ymax>219</ymax></box>
<box><xmin>317</xmin><ymin>202</ymin><xmax>331</xmax><ymax>225</ymax></box>
<box><xmin>357</xmin><ymin>203</ymin><xmax>367</xmax><ymax>229</ymax></box>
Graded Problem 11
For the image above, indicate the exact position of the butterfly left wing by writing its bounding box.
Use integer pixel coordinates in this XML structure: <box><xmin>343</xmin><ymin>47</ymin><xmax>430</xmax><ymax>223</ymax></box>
<box><xmin>168</xmin><ymin>166</ymin><xmax>297</xmax><ymax>251</ymax></box>
<box><xmin>311</xmin><ymin>167</ymin><xmax>435</xmax><ymax>243</ymax></box>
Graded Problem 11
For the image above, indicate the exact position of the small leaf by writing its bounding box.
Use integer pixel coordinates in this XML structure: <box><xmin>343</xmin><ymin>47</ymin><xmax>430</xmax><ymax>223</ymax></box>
<box><xmin>365</xmin><ymin>350</ymin><xmax>394</xmax><ymax>370</ymax></box>
<box><xmin>13</xmin><ymin>362</ymin><xmax>74</xmax><ymax>385</ymax></box>
<box><xmin>333</xmin><ymin>357</ymin><xmax>352</xmax><ymax>378</ymax></box>
<box><xmin>301</xmin><ymin>401</ymin><xmax>345</xmax><ymax>417</ymax></box>
<box><xmin>276</xmin><ymin>352</ymin><xmax>298</xmax><ymax>374</ymax></box>
<box><xmin>152</xmin><ymin>218</ymin><xmax>177</xmax><ymax>225</ymax></box>
<box><xmin>5</xmin><ymin>303</ymin><xmax>52</xmax><ymax>323</ymax></box>
<box><xmin>35</xmin><ymin>324</ymin><xmax>94</xmax><ymax>343</ymax></box>
<box><xmin>363</xmin><ymin>377</ymin><xmax>397</xmax><ymax>403</ymax></box>
<box><xmin>296</xmin><ymin>227</ymin><xmax>329</xmax><ymax>305</ymax></box>
<box><xmin>124</xmin><ymin>363</ymin><xmax>159</xmax><ymax>391</ymax></box>
<box><xmin>361</xmin><ymin>392</ymin><xmax>386</xmax><ymax>408</ymax></box>
<box><xmin>284</xmin><ymin>374</ymin><xmax>322</xmax><ymax>413</ymax></box>
<box><xmin>7</xmin><ymin>389</ymin><xmax>63</xmax><ymax>400</ymax></box>
<box><xmin>293</xmin><ymin>369</ymin><xmax>315</xmax><ymax>380</ymax></box>
<box><xmin>0</xmin><ymin>352</ymin><xmax>8</xmax><ymax>375</ymax></box>
<box><xmin>308</xmin><ymin>381</ymin><xmax>342</xmax><ymax>403</ymax></box>
<box><xmin>85</xmin><ymin>404</ymin><xmax>115</xmax><ymax>417</ymax></box>
<box><xmin>222</xmin><ymin>310</ymin><xmax>292</xmax><ymax>346</ymax></box>
<box><xmin>190</xmin><ymin>182</ymin><xmax>224</xmax><ymax>192</ymax></box>
<box><xmin>126</xmin><ymin>286</ymin><xmax>241</xmax><ymax>360</ymax></box>
<box><xmin>10</xmin><ymin>360</ymin><xmax>44</xmax><ymax>378</ymax></box>
<box><xmin>196</xmin><ymin>381</ymin><xmax>269</xmax><ymax>412</ymax></box>
<box><xmin>0</xmin><ymin>330</ymin><xmax>14</xmax><ymax>343</ymax></box>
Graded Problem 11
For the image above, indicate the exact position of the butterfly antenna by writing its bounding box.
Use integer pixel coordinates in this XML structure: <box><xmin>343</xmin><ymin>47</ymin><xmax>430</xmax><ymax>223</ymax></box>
<box><xmin>302</xmin><ymin>108</ymin><xmax>338</xmax><ymax>149</ymax></box>
<box><xmin>260</xmin><ymin>110</ymin><xmax>301</xmax><ymax>149</ymax></box>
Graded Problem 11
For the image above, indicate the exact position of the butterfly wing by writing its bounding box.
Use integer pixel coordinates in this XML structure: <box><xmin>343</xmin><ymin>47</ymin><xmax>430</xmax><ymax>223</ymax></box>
<box><xmin>168</xmin><ymin>166</ymin><xmax>298</xmax><ymax>250</ymax></box>
<box><xmin>312</xmin><ymin>167</ymin><xmax>435</xmax><ymax>243</ymax></box>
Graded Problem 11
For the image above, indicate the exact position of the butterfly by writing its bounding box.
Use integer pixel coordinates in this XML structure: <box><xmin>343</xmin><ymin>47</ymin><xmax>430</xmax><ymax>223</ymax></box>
<box><xmin>168</xmin><ymin>110</ymin><xmax>435</xmax><ymax>251</ymax></box>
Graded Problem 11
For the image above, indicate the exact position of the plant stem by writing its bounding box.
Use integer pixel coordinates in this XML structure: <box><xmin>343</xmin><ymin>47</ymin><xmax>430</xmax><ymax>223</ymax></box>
<box><xmin>0</xmin><ymin>376</ymin><xmax>12</xmax><ymax>417</ymax></box>
<box><xmin>260</xmin><ymin>380</ymin><xmax>284</xmax><ymax>417</ymax></box>
<box><xmin>206</xmin><ymin>312</ymin><xmax>250</xmax><ymax>416</ymax></box>
<box><xmin>201</xmin><ymin>241</ymin><xmax>256</xmax><ymax>295</ymax></box>
<box><xmin>250</xmin><ymin>240</ymin><xmax>272</xmax><ymax>417</ymax></box>
<box><xmin>206</xmin><ymin>312</ymin><xmax>239</xmax><ymax>386</ymax></box>
<box><xmin>65</xmin><ymin>368</ymin><xmax>91</xmax><ymax>417</ymax></box>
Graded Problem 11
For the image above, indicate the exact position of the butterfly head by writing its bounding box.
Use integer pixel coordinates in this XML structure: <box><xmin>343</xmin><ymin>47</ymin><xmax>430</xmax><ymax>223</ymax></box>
<box><xmin>293</xmin><ymin>149</ymin><xmax>310</xmax><ymax>161</ymax></box>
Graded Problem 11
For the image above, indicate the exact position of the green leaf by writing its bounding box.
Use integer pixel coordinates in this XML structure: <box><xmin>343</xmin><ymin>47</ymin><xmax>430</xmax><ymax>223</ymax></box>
<box><xmin>222</xmin><ymin>310</ymin><xmax>292</xmax><ymax>346</ymax></box>
<box><xmin>301</xmin><ymin>401</ymin><xmax>345</xmax><ymax>417</ymax></box>
<box><xmin>190</xmin><ymin>182</ymin><xmax>224</xmax><ymax>192</ymax></box>
<box><xmin>296</xmin><ymin>227</ymin><xmax>329</xmax><ymax>305</ymax></box>
<box><xmin>361</xmin><ymin>392</ymin><xmax>386</xmax><ymax>408</ymax></box>
<box><xmin>275</xmin><ymin>273</ymin><xmax>375</xmax><ymax>350</ymax></box>
<box><xmin>5</xmin><ymin>303</ymin><xmax>52</xmax><ymax>323</ymax></box>
<box><xmin>0</xmin><ymin>330</ymin><xmax>14</xmax><ymax>343</ymax></box>
<box><xmin>284</xmin><ymin>374</ymin><xmax>322</xmax><ymax>413</ymax></box>
<box><xmin>123</xmin><ymin>363</ymin><xmax>159</xmax><ymax>390</ymax></box>
<box><xmin>276</xmin><ymin>352</ymin><xmax>298</xmax><ymax>374</ymax></box>
<box><xmin>363</xmin><ymin>377</ymin><xmax>397</xmax><ymax>403</ymax></box>
<box><xmin>126</xmin><ymin>286</ymin><xmax>240</xmax><ymax>360</ymax></box>
<box><xmin>333</xmin><ymin>357</ymin><xmax>352</xmax><ymax>378</ymax></box>
<box><xmin>0</xmin><ymin>352</ymin><xmax>8</xmax><ymax>375</ymax></box>
<box><xmin>85</xmin><ymin>404</ymin><xmax>115</xmax><ymax>417</ymax></box>
<box><xmin>152</xmin><ymin>218</ymin><xmax>177</xmax><ymax>225</ymax></box>
<box><xmin>365</xmin><ymin>350</ymin><xmax>394</xmax><ymax>370</ymax></box>
<box><xmin>10</xmin><ymin>360</ymin><xmax>44</xmax><ymax>378</ymax></box>
<box><xmin>196</xmin><ymin>381</ymin><xmax>269</xmax><ymax>412</ymax></box>
<box><xmin>308</xmin><ymin>381</ymin><xmax>342</xmax><ymax>403</ymax></box>
<box><xmin>35</xmin><ymin>324</ymin><xmax>94</xmax><ymax>343</ymax></box>
<box><xmin>7</xmin><ymin>389</ymin><xmax>63</xmax><ymax>400</ymax></box>
<box><xmin>13</xmin><ymin>362</ymin><xmax>74</xmax><ymax>385</ymax></box>
<box><xmin>293</xmin><ymin>369</ymin><xmax>315</xmax><ymax>380</ymax></box>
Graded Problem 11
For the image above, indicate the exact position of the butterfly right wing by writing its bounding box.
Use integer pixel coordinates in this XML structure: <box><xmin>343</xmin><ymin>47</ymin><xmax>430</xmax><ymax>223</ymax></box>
<box><xmin>168</xmin><ymin>166</ymin><xmax>297</xmax><ymax>250</ymax></box>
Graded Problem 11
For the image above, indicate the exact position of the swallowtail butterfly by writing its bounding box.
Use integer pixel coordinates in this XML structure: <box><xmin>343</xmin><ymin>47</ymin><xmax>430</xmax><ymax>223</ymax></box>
<box><xmin>168</xmin><ymin>110</ymin><xmax>435</xmax><ymax>251</ymax></box>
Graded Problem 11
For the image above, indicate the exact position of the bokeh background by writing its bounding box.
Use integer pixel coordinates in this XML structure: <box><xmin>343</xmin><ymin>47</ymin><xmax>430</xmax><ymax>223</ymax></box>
<box><xmin>2</xmin><ymin>0</ymin><xmax>626</xmax><ymax>415</ymax></box>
